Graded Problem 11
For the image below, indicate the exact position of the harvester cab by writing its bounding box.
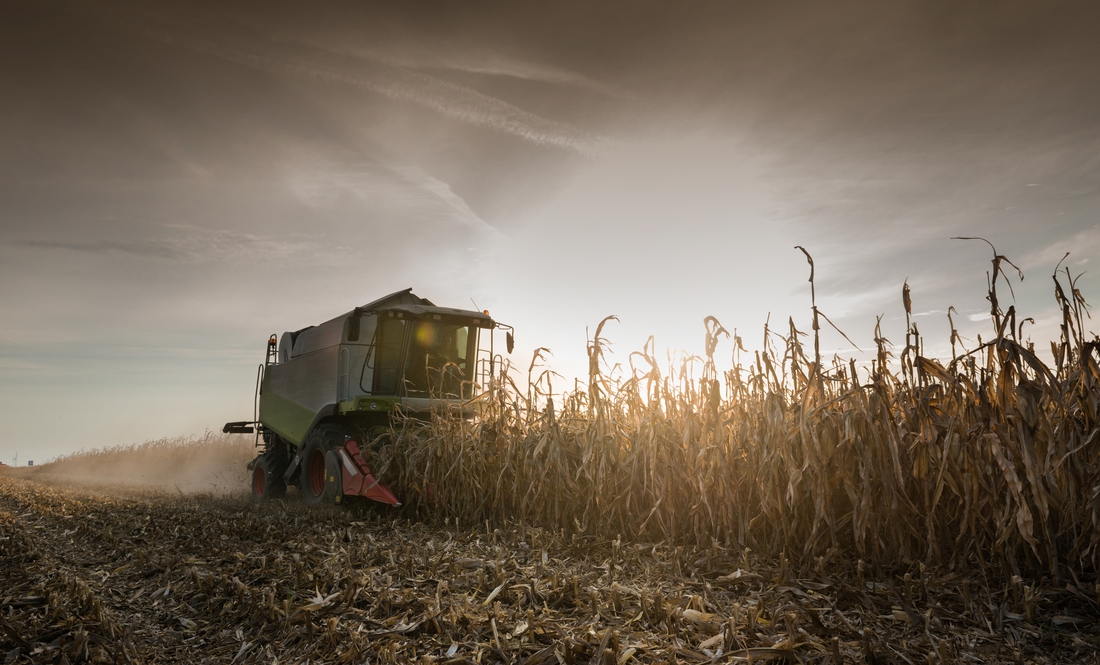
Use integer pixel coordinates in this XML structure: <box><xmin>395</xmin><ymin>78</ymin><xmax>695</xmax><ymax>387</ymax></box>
<box><xmin>223</xmin><ymin>288</ymin><xmax>512</xmax><ymax>505</ymax></box>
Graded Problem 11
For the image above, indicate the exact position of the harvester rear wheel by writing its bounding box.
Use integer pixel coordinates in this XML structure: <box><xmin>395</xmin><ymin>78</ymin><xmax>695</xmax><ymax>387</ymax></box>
<box><xmin>251</xmin><ymin>455</ymin><xmax>287</xmax><ymax>503</ymax></box>
<box><xmin>299</xmin><ymin>427</ymin><xmax>343</xmax><ymax>504</ymax></box>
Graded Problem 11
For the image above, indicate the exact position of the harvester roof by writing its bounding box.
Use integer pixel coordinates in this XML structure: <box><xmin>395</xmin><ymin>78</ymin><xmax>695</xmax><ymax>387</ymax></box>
<box><xmin>280</xmin><ymin>289</ymin><xmax>498</xmax><ymax>360</ymax></box>
<box><xmin>356</xmin><ymin>289</ymin><xmax>493</xmax><ymax>324</ymax></box>
<box><xmin>380</xmin><ymin>303</ymin><xmax>494</xmax><ymax>326</ymax></box>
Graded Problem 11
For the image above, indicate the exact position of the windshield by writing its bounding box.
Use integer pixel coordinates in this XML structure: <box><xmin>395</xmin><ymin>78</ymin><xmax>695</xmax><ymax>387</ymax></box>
<box><xmin>403</xmin><ymin>320</ymin><xmax>476</xmax><ymax>398</ymax></box>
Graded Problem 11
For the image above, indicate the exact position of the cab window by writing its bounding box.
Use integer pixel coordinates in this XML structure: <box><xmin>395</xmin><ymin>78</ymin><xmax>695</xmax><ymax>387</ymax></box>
<box><xmin>370</xmin><ymin>318</ymin><xmax>405</xmax><ymax>394</ymax></box>
<box><xmin>403</xmin><ymin>320</ymin><xmax>475</xmax><ymax>398</ymax></box>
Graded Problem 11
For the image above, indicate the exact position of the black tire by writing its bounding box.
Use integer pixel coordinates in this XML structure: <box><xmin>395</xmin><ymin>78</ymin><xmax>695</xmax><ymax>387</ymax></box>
<box><xmin>251</xmin><ymin>454</ymin><xmax>287</xmax><ymax>503</ymax></box>
<box><xmin>299</xmin><ymin>427</ymin><xmax>343</xmax><ymax>504</ymax></box>
<box><xmin>322</xmin><ymin>450</ymin><xmax>343</xmax><ymax>504</ymax></box>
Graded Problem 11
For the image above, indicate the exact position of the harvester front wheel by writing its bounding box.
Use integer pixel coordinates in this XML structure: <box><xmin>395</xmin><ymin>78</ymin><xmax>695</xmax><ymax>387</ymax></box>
<box><xmin>251</xmin><ymin>455</ymin><xmax>287</xmax><ymax>503</ymax></box>
<box><xmin>299</xmin><ymin>427</ymin><xmax>343</xmax><ymax>504</ymax></box>
<box><xmin>321</xmin><ymin>450</ymin><xmax>343</xmax><ymax>504</ymax></box>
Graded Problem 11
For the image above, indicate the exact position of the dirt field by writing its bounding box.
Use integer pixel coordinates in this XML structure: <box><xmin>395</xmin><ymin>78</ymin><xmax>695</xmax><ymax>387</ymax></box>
<box><xmin>1</xmin><ymin>475</ymin><xmax>1097</xmax><ymax>664</ymax></box>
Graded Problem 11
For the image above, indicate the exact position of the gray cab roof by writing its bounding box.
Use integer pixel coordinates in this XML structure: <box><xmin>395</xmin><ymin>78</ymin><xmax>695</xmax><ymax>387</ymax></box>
<box><xmin>381</xmin><ymin>303</ymin><xmax>494</xmax><ymax>326</ymax></box>
<box><xmin>362</xmin><ymin>289</ymin><xmax>493</xmax><ymax>324</ymax></box>
<box><xmin>292</xmin><ymin>288</ymin><xmax>493</xmax><ymax>338</ymax></box>
<box><xmin>357</xmin><ymin>288</ymin><xmax>433</xmax><ymax>312</ymax></box>
<box><xmin>283</xmin><ymin>288</ymin><xmax>496</xmax><ymax>358</ymax></box>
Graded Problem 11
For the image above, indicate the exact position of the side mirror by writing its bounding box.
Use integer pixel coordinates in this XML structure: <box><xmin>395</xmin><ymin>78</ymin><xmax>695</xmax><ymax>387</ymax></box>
<box><xmin>506</xmin><ymin>331</ymin><xmax>514</xmax><ymax>354</ymax></box>
<box><xmin>347</xmin><ymin>315</ymin><xmax>360</xmax><ymax>342</ymax></box>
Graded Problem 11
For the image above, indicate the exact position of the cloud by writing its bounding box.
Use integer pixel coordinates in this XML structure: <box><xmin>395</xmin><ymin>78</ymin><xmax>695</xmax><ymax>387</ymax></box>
<box><xmin>1020</xmin><ymin>224</ymin><xmax>1100</xmax><ymax>271</ymax></box>
<box><xmin>389</xmin><ymin>167</ymin><xmax>502</xmax><ymax>237</ymax></box>
<box><xmin>151</xmin><ymin>32</ymin><xmax>609</xmax><ymax>157</ymax></box>
<box><xmin>18</xmin><ymin>226</ymin><xmax>356</xmax><ymax>263</ymax></box>
<box><xmin>285</xmin><ymin>161</ymin><xmax>389</xmax><ymax>208</ymax></box>
<box><xmin>355</xmin><ymin>47</ymin><xmax>634</xmax><ymax>99</ymax></box>
<box><xmin>0</xmin><ymin>358</ymin><xmax>48</xmax><ymax>371</ymax></box>
<box><xmin>284</xmin><ymin>161</ymin><xmax>502</xmax><ymax>238</ymax></box>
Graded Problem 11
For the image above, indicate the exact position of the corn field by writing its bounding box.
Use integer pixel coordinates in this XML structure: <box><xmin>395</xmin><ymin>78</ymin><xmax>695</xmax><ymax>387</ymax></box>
<box><xmin>379</xmin><ymin>245</ymin><xmax>1100</xmax><ymax>587</ymax></box>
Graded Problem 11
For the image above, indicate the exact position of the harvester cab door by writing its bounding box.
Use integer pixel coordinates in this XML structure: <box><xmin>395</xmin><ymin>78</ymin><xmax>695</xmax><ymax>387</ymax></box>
<box><xmin>370</xmin><ymin>317</ymin><xmax>405</xmax><ymax>395</ymax></box>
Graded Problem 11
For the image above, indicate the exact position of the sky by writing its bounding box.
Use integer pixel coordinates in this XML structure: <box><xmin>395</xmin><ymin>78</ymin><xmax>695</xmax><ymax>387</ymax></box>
<box><xmin>3</xmin><ymin>1</ymin><xmax>1100</xmax><ymax>463</ymax></box>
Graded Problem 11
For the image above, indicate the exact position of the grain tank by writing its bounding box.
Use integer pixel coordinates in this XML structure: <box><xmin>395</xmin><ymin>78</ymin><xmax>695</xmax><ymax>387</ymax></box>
<box><xmin>224</xmin><ymin>289</ymin><xmax>512</xmax><ymax>504</ymax></box>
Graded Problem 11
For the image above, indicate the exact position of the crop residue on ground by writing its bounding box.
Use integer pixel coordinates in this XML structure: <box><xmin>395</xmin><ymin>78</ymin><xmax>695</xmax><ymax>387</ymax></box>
<box><xmin>2</xmin><ymin>475</ymin><xmax>1098</xmax><ymax>664</ymax></box>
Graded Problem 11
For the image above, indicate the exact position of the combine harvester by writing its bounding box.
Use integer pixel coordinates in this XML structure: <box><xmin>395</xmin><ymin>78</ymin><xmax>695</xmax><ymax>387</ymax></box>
<box><xmin>224</xmin><ymin>289</ymin><xmax>512</xmax><ymax>505</ymax></box>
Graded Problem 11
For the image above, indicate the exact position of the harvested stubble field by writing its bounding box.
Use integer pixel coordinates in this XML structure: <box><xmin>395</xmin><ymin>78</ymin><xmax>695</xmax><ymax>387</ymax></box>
<box><xmin>1</xmin><ymin>475</ymin><xmax>1096</xmax><ymax>665</ymax></box>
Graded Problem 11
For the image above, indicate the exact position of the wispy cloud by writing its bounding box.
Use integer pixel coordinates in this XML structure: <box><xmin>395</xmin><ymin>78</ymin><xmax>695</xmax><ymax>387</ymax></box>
<box><xmin>1020</xmin><ymin>224</ymin><xmax>1100</xmax><ymax>271</ymax></box>
<box><xmin>389</xmin><ymin>166</ymin><xmax>502</xmax><ymax>237</ymax></box>
<box><xmin>285</xmin><ymin>161</ymin><xmax>502</xmax><ymax>237</ymax></box>
<box><xmin>151</xmin><ymin>32</ymin><xmax>609</xmax><ymax>157</ymax></box>
<box><xmin>354</xmin><ymin>47</ymin><xmax>634</xmax><ymax>99</ymax></box>
<box><xmin>18</xmin><ymin>226</ymin><xmax>356</xmax><ymax>263</ymax></box>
